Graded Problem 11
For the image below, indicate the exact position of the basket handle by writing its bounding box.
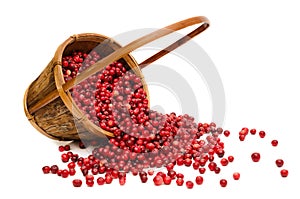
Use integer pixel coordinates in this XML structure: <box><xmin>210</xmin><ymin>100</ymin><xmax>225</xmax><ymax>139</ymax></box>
<box><xmin>66</xmin><ymin>16</ymin><xmax>209</xmax><ymax>90</ymax></box>
<box><xmin>28</xmin><ymin>16</ymin><xmax>209</xmax><ymax>114</ymax></box>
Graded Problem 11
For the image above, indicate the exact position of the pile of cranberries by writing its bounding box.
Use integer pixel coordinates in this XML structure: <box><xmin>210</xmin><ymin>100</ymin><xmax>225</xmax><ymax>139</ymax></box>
<box><xmin>42</xmin><ymin>51</ymin><xmax>289</xmax><ymax>188</ymax></box>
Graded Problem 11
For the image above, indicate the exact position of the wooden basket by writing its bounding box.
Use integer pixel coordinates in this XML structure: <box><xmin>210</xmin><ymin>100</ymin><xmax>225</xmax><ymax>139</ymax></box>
<box><xmin>23</xmin><ymin>16</ymin><xmax>209</xmax><ymax>141</ymax></box>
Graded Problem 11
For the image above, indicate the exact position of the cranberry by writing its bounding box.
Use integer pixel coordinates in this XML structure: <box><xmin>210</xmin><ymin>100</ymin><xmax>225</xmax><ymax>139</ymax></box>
<box><xmin>50</xmin><ymin>165</ymin><xmax>59</xmax><ymax>174</ymax></box>
<box><xmin>275</xmin><ymin>159</ymin><xmax>284</xmax><ymax>167</ymax></box>
<box><xmin>223</xmin><ymin>130</ymin><xmax>230</xmax><ymax>137</ymax></box>
<box><xmin>61</xmin><ymin>153</ymin><xmax>69</xmax><ymax>163</ymax></box>
<box><xmin>153</xmin><ymin>175</ymin><xmax>163</xmax><ymax>186</ymax></box>
<box><xmin>163</xmin><ymin>176</ymin><xmax>172</xmax><ymax>185</ymax></box>
<box><xmin>64</xmin><ymin>145</ymin><xmax>71</xmax><ymax>151</ymax></box>
<box><xmin>61</xmin><ymin>169</ymin><xmax>69</xmax><ymax>178</ymax></box>
<box><xmin>69</xmin><ymin>168</ymin><xmax>76</xmax><ymax>176</ymax></box>
<box><xmin>228</xmin><ymin>156</ymin><xmax>234</xmax><ymax>162</ymax></box>
<box><xmin>250</xmin><ymin>128</ymin><xmax>256</xmax><ymax>135</ymax></box>
<box><xmin>280</xmin><ymin>169</ymin><xmax>288</xmax><ymax>177</ymax></box>
<box><xmin>271</xmin><ymin>140</ymin><xmax>278</xmax><ymax>147</ymax></box>
<box><xmin>259</xmin><ymin>131</ymin><xmax>266</xmax><ymax>138</ymax></box>
<box><xmin>42</xmin><ymin>166</ymin><xmax>50</xmax><ymax>174</ymax></box>
<box><xmin>58</xmin><ymin>146</ymin><xmax>65</xmax><ymax>152</ymax></box>
<box><xmin>220</xmin><ymin>179</ymin><xmax>227</xmax><ymax>187</ymax></box>
<box><xmin>195</xmin><ymin>176</ymin><xmax>204</xmax><ymax>185</ymax></box>
<box><xmin>251</xmin><ymin>152</ymin><xmax>261</xmax><ymax>162</ymax></box>
<box><xmin>199</xmin><ymin>168</ymin><xmax>206</xmax><ymax>174</ymax></box>
<box><xmin>72</xmin><ymin>179</ymin><xmax>82</xmax><ymax>187</ymax></box>
<box><xmin>186</xmin><ymin>181</ymin><xmax>194</xmax><ymax>189</ymax></box>
<box><xmin>86</xmin><ymin>179</ymin><xmax>94</xmax><ymax>187</ymax></box>
<box><xmin>176</xmin><ymin>178</ymin><xmax>184</xmax><ymax>186</ymax></box>
<box><xmin>119</xmin><ymin>177</ymin><xmax>126</xmax><ymax>185</ymax></box>
<box><xmin>233</xmin><ymin>172</ymin><xmax>240</xmax><ymax>180</ymax></box>
<box><xmin>68</xmin><ymin>162</ymin><xmax>76</xmax><ymax>169</ymax></box>
<box><xmin>105</xmin><ymin>175</ymin><xmax>113</xmax><ymax>184</ymax></box>
<box><xmin>97</xmin><ymin>177</ymin><xmax>105</xmax><ymax>185</ymax></box>
<box><xmin>220</xmin><ymin>158</ymin><xmax>229</xmax><ymax>166</ymax></box>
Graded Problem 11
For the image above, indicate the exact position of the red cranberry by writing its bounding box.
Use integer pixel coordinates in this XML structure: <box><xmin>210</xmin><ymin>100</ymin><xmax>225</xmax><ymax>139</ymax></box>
<box><xmin>119</xmin><ymin>177</ymin><xmax>126</xmax><ymax>186</ymax></box>
<box><xmin>280</xmin><ymin>169</ymin><xmax>288</xmax><ymax>177</ymax></box>
<box><xmin>220</xmin><ymin>158</ymin><xmax>229</xmax><ymax>166</ymax></box>
<box><xmin>61</xmin><ymin>153</ymin><xmax>69</xmax><ymax>163</ymax></box>
<box><xmin>233</xmin><ymin>172</ymin><xmax>240</xmax><ymax>180</ymax></box>
<box><xmin>64</xmin><ymin>145</ymin><xmax>71</xmax><ymax>151</ymax></box>
<box><xmin>271</xmin><ymin>140</ymin><xmax>278</xmax><ymax>147</ymax></box>
<box><xmin>153</xmin><ymin>175</ymin><xmax>163</xmax><ymax>186</ymax></box>
<box><xmin>72</xmin><ymin>179</ymin><xmax>82</xmax><ymax>187</ymax></box>
<box><xmin>163</xmin><ymin>176</ymin><xmax>172</xmax><ymax>185</ymax></box>
<box><xmin>250</xmin><ymin>128</ymin><xmax>256</xmax><ymax>135</ymax></box>
<box><xmin>186</xmin><ymin>181</ymin><xmax>194</xmax><ymax>189</ymax></box>
<box><xmin>68</xmin><ymin>162</ymin><xmax>76</xmax><ymax>169</ymax></box>
<box><xmin>42</xmin><ymin>166</ymin><xmax>50</xmax><ymax>174</ymax></box>
<box><xmin>86</xmin><ymin>179</ymin><xmax>94</xmax><ymax>187</ymax></box>
<box><xmin>69</xmin><ymin>168</ymin><xmax>76</xmax><ymax>176</ymax></box>
<box><xmin>97</xmin><ymin>177</ymin><xmax>105</xmax><ymax>185</ymax></box>
<box><xmin>195</xmin><ymin>176</ymin><xmax>204</xmax><ymax>185</ymax></box>
<box><xmin>259</xmin><ymin>131</ymin><xmax>266</xmax><ymax>138</ymax></box>
<box><xmin>223</xmin><ymin>130</ymin><xmax>230</xmax><ymax>137</ymax></box>
<box><xmin>105</xmin><ymin>175</ymin><xmax>113</xmax><ymax>184</ymax></box>
<box><xmin>220</xmin><ymin>179</ymin><xmax>227</xmax><ymax>187</ymax></box>
<box><xmin>50</xmin><ymin>165</ymin><xmax>59</xmax><ymax>174</ymax></box>
<box><xmin>176</xmin><ymin>178</ymin><xmax>184</xmax><ymax>186</ymax></box>
<box><xmin>199</xmin><ymin>168</ymin><xmax>206</xmax><ymax>174</ymax></box>
<box><xmin>275</xmin><ymin>159</ymin><xmax>284</xmax><ymax>167</ymax></box>
<box><xmin>58</xmin><ymin>146</ymin><xmax>65</xmax><ymax>152</ymax></box>
<box><xmin>228</xmin><ymin>156</ymin><xmax>234</xmax><ymax>162</ymax></box>
<box><xmin>61</xmin><ymin>169</ymin><xmax>69</xmax><ymax>178</ymax></box>
<box><xmin>251</xmin><ymin>152</ymin><xmax>261</xmax><ymax>162</ymax></box>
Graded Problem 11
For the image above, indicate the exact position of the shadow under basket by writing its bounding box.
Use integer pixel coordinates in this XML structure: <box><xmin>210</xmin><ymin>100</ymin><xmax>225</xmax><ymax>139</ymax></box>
<box><xmin>23</xmin><ymin>33</ymin><xmax>148</xmax><ymax>141</ymax></box>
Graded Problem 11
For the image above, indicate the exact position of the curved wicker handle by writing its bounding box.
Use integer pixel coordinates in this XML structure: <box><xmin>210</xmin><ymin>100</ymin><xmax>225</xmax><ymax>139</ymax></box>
<box><xmin>63</xmin><ymin>16</ymin><xmax>209</xmax><ymax>91</ymax></box>
<box><xmin>29</xmin><ymin>16</ymin><xmax>209</xmax><ymax>114</ymax></box>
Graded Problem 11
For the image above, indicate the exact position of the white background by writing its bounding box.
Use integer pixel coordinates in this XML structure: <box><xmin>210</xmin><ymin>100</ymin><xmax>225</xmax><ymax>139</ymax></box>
<box><xmin>0</xmin><ymin>0</ymin><xmax>299</xmax><ymax>198</ymax></box>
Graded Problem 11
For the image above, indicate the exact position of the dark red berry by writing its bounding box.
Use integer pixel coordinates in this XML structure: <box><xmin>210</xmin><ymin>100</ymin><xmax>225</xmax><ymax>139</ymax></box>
<box><xmin>233</xmin><ymin>172</ymin><xmax>240</xmax><ymax>180</ymax></box>
<box><xmin>176</xmin><ymin>178</ymin><xmax>184</xmax><ymax>186</ymax></box>
<box><xmin>220</xmin><ymin>179</ymin><xmax>227</xmax><ymax>187</ymax></box>
<box><xmin>58</xmin><ymin>146</ymin><xmax>65</xmax><ymax>152</ymax></box>
<box><xmin>61</xmin><ymin>169</ymin><xmax>69</xmax><ymax>178</ymax></box>
<box><xmin>280</xmin><ymin>169</ymin><xmax>288</xmax><ymax>177</ymax></box>
<box><xmin>50</xmin><ymin>165</ymin><xmax>59</xmax><ymax>174</ymax></box>
<box><xmin>275</xmin><ymin>159</ymin><xmax>284</xmax><ymax>167</ymax></box>
<box><xmin>195</xmin><ymin>176</ymin><xmax>204</xmax><ymax>185</ymax></box>
<box><xmin>271</xmin><ymin>140</ymin><xmax>278</xmax><ymax>147</ymax></box>
<box><xmin>186</xmin><ymin>181</ymin><xmax>194</xmax><ymax>189</ymax></box>
<box><xmin>228</xmin><ymin>156</ymin><xmax>234</xmax><ymax>162</ymax></box>
<box><xmin>220</xmin><ymin>158</ymin><xmax>229</xmax><ymax>166</ymax></box>
<box><xmin>199</xmin><ymin>168</ymin><xmax>206</xmax><ymax>174</ymax></box>
<box><xmin>42</xmin><ymin>166</ymin><xmax>50</xmax><ymax>174</ymax></box>
<box><xmin>259</xmin><ymin>131</ymin><xmax>266</xmax><ymax>138</ymax></box>
<box><xmin>223</xmin><ymin>130</ymin><xmax>230</xmax><ymax>137</ymax></box>
<box><xmin>72</xmin><ymin>179</ymin><xmax>82</xmax><ymax>187</ymax></box>
<box><xmin>97</xmin><ymin>177</ymin><xmax>105</xmax><ymax>185</ymax></box>
<box><xmin>64</xmin><ymin>145</ymin><xmax>71</xmax><ymax>151</ymax></box>
<box><xmin>251</xmin><ymin>152</ymin><xmax>261</xmax><ymax>162</ymax></box>
<box><xmin>250</xmin><ymin>128</ymin><xmax>256</xmax><ymax>135</ymax></box>
<box><xmin>163</xmin><ymin>176</ymin><xmax>172</xmax><ymax>185</ymax></box>
<box><xmin>153</xmin><ymin>175</ymin><xmax>163</xmax><ymax>186</ymax></box>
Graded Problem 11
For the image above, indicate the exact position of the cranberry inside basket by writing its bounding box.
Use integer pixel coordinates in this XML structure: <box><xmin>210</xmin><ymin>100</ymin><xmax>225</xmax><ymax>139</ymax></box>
<box><xmin>23</xmin><ymin>16</ymin><xmax>209</xmax><ymax>141</ymax></box>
